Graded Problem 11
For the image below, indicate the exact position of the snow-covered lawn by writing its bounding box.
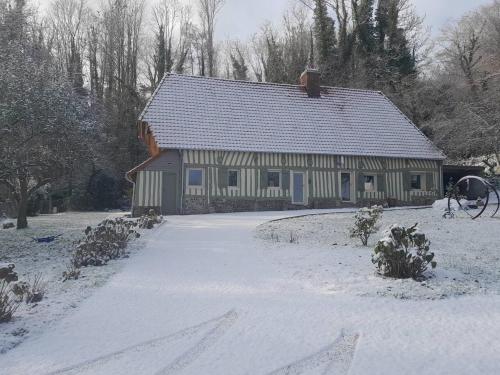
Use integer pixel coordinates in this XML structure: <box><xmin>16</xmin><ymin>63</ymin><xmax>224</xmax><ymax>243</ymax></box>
<box><xmin>0</xmin><ymin>212</ymin><xmax>136</xmax><ymax>353</ymax></box>
<box><xmin>257</xmin><ymin>207</ymin><xmax>500</xmax><ymax>300</ymax></box>
<box><xmin>0</xmin><ymin>208</ymin><xmax>499</xmax><ymax>374</ymax></box>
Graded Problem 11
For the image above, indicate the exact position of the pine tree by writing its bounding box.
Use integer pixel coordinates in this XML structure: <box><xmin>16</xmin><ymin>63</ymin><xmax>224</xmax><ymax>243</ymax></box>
<box><xmin>374</xmin><ymin>0</ymin><xmax>416</xmax><ymax>88</ymax></box>
<box><xmin>352</xmin><ymin>0</ymin><xmax>377</xmax><ymax>87</ymax></box>
<box><xmin>230</xmin><ymin>48</ymin><xmax>248</xmax><ymax>81</ymax></box>
<box><xmin>375</xmin><ymin>0</ymin><xmax>390</xmax><ymax>53</ymax></box>
<box><xmin>386</xmin><ymin>1</ymin><xmax>416</xmax><ymax>78</ymax></box>
<box><xmin>313</xmin><ymin>0</ymin><xmax>336</xmax><ymax>84</ymax></box>
<box><xmin>156</xmin><ymin>24</ymin><xmax>166</xmax><ymax>85</ymax></box>
<box><xmin>264</xmin><ymin>33</ymin><xmax>287</xmax><ymax>83</ymax></box>
<box><xmin>353</xmin><ymin>0</ymin><xmax>376</xmax><ymax>55</ymax></box>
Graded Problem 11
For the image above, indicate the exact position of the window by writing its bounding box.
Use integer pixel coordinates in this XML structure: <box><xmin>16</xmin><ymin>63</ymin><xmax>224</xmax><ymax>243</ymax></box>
<box><xmin>364</xmin><ymin>175</ymin><xmax>376</xmax><ymax>192</ymax></box>
<box><xmin>411</xmin><ymin>174</ymin><xmax>422</xmax><ymax>190</ymax></box>
<box><xmin>228</xmin><ymin>170</ymin><xmax>239</xmax><ymax>188</ymax></box>
<box><xmin>188</xmin><ymin>168</ymin><xmax>203</xmax><ymax>186</ymax></box>
<box><xmin>267</xmin><ymin>171</ymin><xmax>281</xmax><ymax>188</ymax></box>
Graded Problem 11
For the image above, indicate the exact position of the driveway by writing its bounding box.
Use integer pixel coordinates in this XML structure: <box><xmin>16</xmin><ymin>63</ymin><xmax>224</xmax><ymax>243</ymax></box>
<box><xmin>1</xmin><ymin>211</ymin><xmax>500</xmax><ymax>374</ymax></box>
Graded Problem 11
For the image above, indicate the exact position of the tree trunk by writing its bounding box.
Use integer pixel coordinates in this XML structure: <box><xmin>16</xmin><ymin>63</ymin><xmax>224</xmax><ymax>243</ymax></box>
<box><xmin>17</xmin><ymin>175</ymin><xmax>29</xmax><ymax>229</ymax></box>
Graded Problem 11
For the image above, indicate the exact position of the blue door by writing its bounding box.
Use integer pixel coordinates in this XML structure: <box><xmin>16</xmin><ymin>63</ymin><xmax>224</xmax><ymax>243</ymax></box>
<box><xmin>293</xmin><ymin>172</ymin><xmax>305</xmax><ymax>204</ymax></box>
<box><xmin>341</xmin><ymin>173</ymin><xmax>351</xmax><ymax>201</ymax></box>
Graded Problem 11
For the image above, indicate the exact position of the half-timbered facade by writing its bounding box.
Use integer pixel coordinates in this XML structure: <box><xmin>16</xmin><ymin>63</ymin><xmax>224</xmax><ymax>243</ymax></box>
<box><xmin>127</xmin><ymin>70</ymin><xmax>446</xmax><ymax>215</ymax></box>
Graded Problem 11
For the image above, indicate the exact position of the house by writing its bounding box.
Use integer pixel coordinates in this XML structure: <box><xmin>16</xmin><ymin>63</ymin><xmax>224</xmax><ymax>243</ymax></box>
<box><xmin>127</xmin><ymin>69</ymin><xmax>446</xmax><ymax>216</ymax></box>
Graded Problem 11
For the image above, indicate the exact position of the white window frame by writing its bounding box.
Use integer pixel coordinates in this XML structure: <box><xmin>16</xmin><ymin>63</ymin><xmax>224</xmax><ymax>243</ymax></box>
<box><xmin>227</xmin><ymin>169</ymin><xmax>240</xmax><ymax>190</ymax></box>
<box><xmin>186</xmin><ymin>168</ymin><xmax>204</xmax><ymax>188</ymax></box>
<box><xmin>363</xmin><ymin>174</ymin><xmax>377</xmax><ymax>192</ymax></box>
<box><xmin>267</xmin><ymin>169</ymin><xmax>282</xmax><ymax>190</ymax></box>
<box><xmin>410</xmin><ymin>172</ymin><xmax>425</xmax><ymax>191</ymax></box>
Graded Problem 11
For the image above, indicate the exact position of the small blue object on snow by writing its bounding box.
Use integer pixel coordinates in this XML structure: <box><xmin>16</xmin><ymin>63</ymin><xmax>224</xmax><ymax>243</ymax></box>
<box><xmin>32</xmin><ymin>234</ymin><xmax>63</xmax><ymax>243</ymax></box>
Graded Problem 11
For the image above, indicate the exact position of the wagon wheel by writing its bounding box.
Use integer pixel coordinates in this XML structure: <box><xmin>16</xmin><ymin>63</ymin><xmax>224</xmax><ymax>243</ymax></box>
<box><xmin>447</xmin><ymin>176</ymin><xmax>491</xmax><ymax>220</ymax></box>
<box><xmin>485</xmin><ymin>180</ymin><xmax>500</xmax><ymax>218</ymax></box>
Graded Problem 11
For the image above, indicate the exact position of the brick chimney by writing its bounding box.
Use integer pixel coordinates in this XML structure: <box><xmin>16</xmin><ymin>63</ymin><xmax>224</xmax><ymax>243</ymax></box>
<box><xmin>300</xmin><ymin>68</ymin><xmax>321</xmax><ymax>98</ymax></box>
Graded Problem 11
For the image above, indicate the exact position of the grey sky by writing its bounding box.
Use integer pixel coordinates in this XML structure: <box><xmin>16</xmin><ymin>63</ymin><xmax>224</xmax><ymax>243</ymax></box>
<box><xmin>216</xmin><ymin>0</ymin><xmax>493</xmax><ymax>39</ymax></box>
<box><xmin>36</xmin><ymin>0</ymin><xmax>493</xmax><ymax>39</ymax></box>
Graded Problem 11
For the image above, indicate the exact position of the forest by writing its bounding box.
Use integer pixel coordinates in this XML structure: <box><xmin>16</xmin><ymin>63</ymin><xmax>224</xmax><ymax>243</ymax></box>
<box><xmin>0</xmin><ymin>0</ymin><xmax>499</xmax><ymax>228</ymax></box>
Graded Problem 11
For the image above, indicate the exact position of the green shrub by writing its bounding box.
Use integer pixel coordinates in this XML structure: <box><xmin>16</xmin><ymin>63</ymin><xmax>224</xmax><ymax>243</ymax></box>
<box><xmin>138</xmin><ymin>209</ymin><xmax>163</xmax><ymax>229</ymax></box>
<box><xmin>0</xmin><ymin>263</ymin><xmax>20</xmax><ymax>323</ymax></box>
<box><xmin>350</xmin><ymin>206</ymin><xmax>383</xmax><ymax>246</ymax></box>
<box><xmin>25</xmin><ymin>273</ymin><xmax>47</xmax><ymax>304</ymax></box>
<box><xmin>62</xmin><ymin>263</ymin><xmax>81</xmax><ymax>281</ymax></box>
<box><xmin>71</xmin><ymin>218</ymin><xmax>140</xmax><ymax>268</ymax></box>
<box><xmin>372</xmin><ymin>224</ymin><xmax>437</xmax><ymax>280</ymax></box>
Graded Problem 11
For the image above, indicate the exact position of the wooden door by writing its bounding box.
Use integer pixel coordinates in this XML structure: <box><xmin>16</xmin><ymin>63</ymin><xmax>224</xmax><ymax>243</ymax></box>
<box><xmin>161</xmin><ymin>173</ymin><xmax>178</xmax><ymax>215</ymax></box>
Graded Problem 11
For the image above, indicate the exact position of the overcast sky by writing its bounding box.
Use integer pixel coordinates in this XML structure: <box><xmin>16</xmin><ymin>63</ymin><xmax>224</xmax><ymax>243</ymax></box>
<box><xmin>36</xmin><ymin>0</ymin><xmax>493</xmax><ymax>39</ymax></box>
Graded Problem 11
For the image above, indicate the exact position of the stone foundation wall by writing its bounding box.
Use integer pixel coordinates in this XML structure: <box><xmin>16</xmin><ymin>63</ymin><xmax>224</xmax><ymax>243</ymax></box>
<box><xmin>132</xmin><ymin>206</ymin><xmax>162</xmax><ymax>217</ymax></box>
<box><xmin>137</xmin><ymin>195</ymin><xmax>437</xmax><ymax>216</ymax></box>
<box><xmin>183</xmin><ymin>196</ymin><xmax>210</xmax><ymax>214</ymax></box>
<box><xmin>180</xmin><ymin>196</ymin><xmax>434</xmax><ymax>214</ymax></box>
<box><xmin>409</xmin><ymin>196</ymin><xmax>436</xmax><ymax>206</ymax></box>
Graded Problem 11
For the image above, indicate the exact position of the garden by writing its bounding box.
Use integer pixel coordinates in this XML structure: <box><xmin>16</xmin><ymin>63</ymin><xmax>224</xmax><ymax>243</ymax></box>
<box><xmin>257</xmin><ymin>202</ymin><xmax>500</xmax><ymax>300</ymax></box>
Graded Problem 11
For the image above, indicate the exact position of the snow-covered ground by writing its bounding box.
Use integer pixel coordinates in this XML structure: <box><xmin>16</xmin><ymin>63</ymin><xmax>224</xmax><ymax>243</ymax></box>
<box><xmin>0</xmin><ymin>212</ymin><xmax>137</xmax><ymax>353</ymax></box>
<box><xmin>1</xmin><ymin>208</ymin><xmax>500</xmax><ymax>374</ymax></box>
<box><xmin>257</xmin><ymin>207</ymin><xmax>500</xmax><ymax>299</ymax></box>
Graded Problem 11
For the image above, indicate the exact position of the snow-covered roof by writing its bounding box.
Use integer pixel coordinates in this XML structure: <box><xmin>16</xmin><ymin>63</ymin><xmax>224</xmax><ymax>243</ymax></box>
<box><xmin>140</xmin><ymin>74</ymin><xmax>446</xmax><ymax>160</ymax></box>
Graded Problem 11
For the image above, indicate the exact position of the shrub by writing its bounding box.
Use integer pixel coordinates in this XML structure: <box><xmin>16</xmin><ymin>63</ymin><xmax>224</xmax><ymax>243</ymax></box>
<box><xmin>350</xmin><ymin>206</ymin><xmax>384</xmax><ymax>246</ymax></box>
<box><xmin>62</xmin><ymin>263</ymin><xmax>81</xmax><ymax>281</ymax></box>
<box><xmin>25</xmin><ymin>273</ymin><xmax>47</xmax><ymax>304</ymax></box>
<box><xmin>0</xmin><ymin>263</ymin><xmax>20</xmax><ymax>323</ymax></box>
<box><xmin>372</xmin><ymin>224</ymin><xmax>437</xmax><ymax>280</ymax></box>
<box><xmin>11</xmin><ymin>281</ymin><xmax>30</xmax><ymax>301</ymax></box>
<box><xmin>71</xmin><ymin>218</ymin><xmax>140</xmax><ymax>268</ymax></box>
<box><xmin>138</xmin><ymin>209</ymin><xmax>163</xmax><ymax>229</ymax></box>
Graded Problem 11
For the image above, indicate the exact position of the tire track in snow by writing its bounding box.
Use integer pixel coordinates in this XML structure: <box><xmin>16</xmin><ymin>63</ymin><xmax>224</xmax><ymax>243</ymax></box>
<box><xmin>154</xmin><ymin>309</ymin><xmax>238</xmax><ymax>375</ymax></box>
<box><xmin>322</xmin><ymin>332</ymin><xmax>359</xmax><ymax>375</ymax></box>
<box><xmin>266</xmin><ymin>331</ymin><xmax>360</xmax><ymax>375</ymax></box>
<box><xmin>43</xmin><ymin>310</ymin><xmax>237</xmax><ymax>375</ymax></box>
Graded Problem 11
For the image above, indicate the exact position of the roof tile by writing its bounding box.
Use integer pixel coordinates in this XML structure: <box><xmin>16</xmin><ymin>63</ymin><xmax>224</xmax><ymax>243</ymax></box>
<box><xmin>140</xmin><ymin>74</ymin><xmax>446</xmax><ymax>160</ymax></box>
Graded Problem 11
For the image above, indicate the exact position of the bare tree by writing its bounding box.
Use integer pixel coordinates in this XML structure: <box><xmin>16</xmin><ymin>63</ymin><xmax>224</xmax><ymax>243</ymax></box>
<box><xmin>439</xmin><ymin>16</ymin><xmax>485</xmax><ymax>92</ymax></box>
<box><xmin>146</xmin><ymin>0</ymin><xmax>194</xmax><ymax>90</ymax></box>
<box><xmin>49</xmin><ymin>0</ymin><xmax>90</xmax><ymax>92</ymax></box>
<box><xmin>197</xmin><ymin>0</ymin><xmax>225</xmax><ymax>77</ymax></box>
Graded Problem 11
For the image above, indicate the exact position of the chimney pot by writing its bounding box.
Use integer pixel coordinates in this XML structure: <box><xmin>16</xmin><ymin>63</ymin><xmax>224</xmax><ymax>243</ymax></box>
<box><xmin>300</xmin><ymin>68</ymin><xmax>321</xmax><ymax>98</ymax></box>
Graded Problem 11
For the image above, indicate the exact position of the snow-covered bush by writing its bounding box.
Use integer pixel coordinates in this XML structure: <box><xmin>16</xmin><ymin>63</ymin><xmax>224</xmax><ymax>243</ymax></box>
<box><xmin>11</xmin><ymin>281</ymin><xmax>29</xmax><ymax>301</ymax></box>
<box><xmin>350</xmin><ymin>206</ymin><xmax>383</xmax><ymax>246</ymax></box>
<box><xmin>0</xmin><ymin>263</ymin><xmax>20</xmax><ymax>323</ymax></box>
<box><xmin>25</xmin><ymin>273</ymin><xmax>47</xmax><ymax>304</ymax></box>
<box><xmin>137</xmin><ymin>209</ymin><xmax>163</xmax><ymax>229</ymax></box>
<box><xmin>372</xmin><ymin>224</ymin><xmax>437</xmax><ymax>280</ymax></box>
<box><xmin>71</xmin><ymin>218</ymin><xmax>140</xmax><ymax>268</ymax></box>
<box><xmin>2</xmin><ymin>222</ymin><xmax>14</xmax><ymax>230</ymax></box>
<box><xmin>445</xmin><ymin>178</ymin><xmax>464</xmax><ymax>199</ymax></box>
<box><xmin>62</xmin><ymin>263</ymin><xmax>81</xmax><ymax>282</ymax></box>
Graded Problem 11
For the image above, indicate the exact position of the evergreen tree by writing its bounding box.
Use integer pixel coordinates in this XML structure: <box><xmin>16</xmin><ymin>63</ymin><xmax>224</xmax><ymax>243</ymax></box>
<box><xmin>352</xmin><ymin>0</ymin><xmax>377</xmax><ymax>87</ymax></box>
<box><xmin>386</xmin><ymin>1</ymin><xmax>416</xmax><ymax>78</ymax></box>
<box><xmin>263</xmin><ymin>33</ymin><xmax>287</xmax><ymax>83</ymax></box>
<box><xmin>156</xmin><ymin>25</ymin><xmax>167</xmax><ymax>84</ymax></box>
<box><xmin>313</xmin><ymin>0</ymin><xmax>336</xmax><ymax>84</ymax></box>
<box><xmin>375</xmin><ymin>0</ymin><xmax>390</xmax><ymax>53</ymax></box>
<box><xmin>230</xmin><ymin>48</ymin><xmax>248</xmax><ymax>80</ymax></box>
<box><xmin>352</xmin><ymin>0</ymin><xmax>376</xmax><ymax>55</ymax></box>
